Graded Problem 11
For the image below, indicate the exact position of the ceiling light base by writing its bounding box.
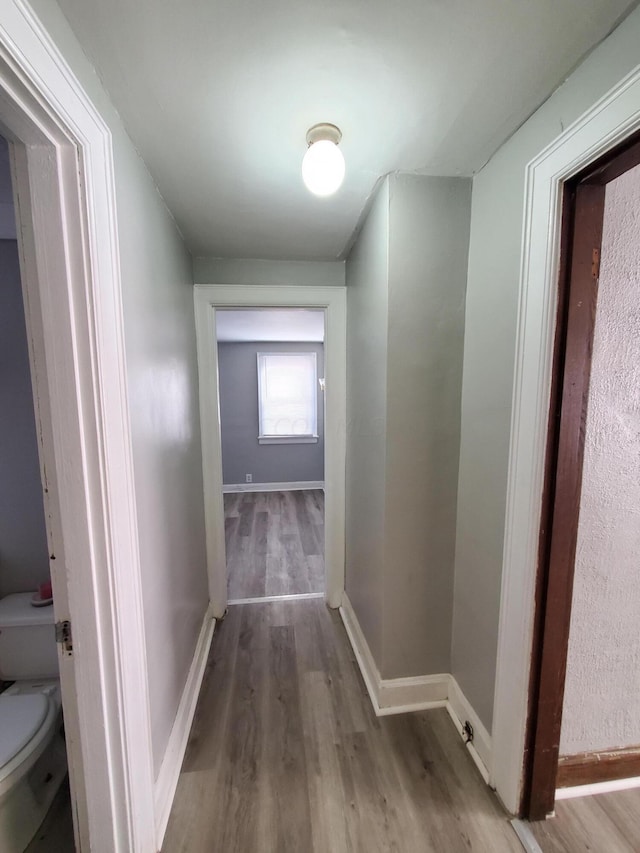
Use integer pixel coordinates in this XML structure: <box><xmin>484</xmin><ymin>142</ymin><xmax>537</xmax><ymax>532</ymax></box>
<box><xmin>306</xmin><ymin>123</ymin><xmax>342</xmax><ymax>147</ymax></box>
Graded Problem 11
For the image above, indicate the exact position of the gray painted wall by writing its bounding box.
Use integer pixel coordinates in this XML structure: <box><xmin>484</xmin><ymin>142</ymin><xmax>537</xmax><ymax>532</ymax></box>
<box><xmin>193</xmin><ymin>256</ymin><xmax>345</xmax><ymax>287</ymax></box>
<box><xmin>560</xmin><ymin>165</ymin><xmax>640</xmax><ymax>756</ymax></box>
<box><xmin>383</xmin><ymin>173</ymin><xmax>469</xmax><ymax>678</ymax></box>
<box><xmin>452</xmin><ymin>4</ymin><xmax>640</xmax><ymax>731</ymax></box>
<box><xmin>345</xmin><ymin>178</ymin><xmax>390</xmax><ymax>668</ymax></box>
<box><xmin>345</xmin><ymin>173</ymin><xmax>470</xmax><ymax>679</ymax></box>
<box><xmin>27</xmin><ymin>0</ymin><xmax>209</xmax><ymax>778</ymax></box>
<box><xmin>218</xmin><ymin>341</ymin><xmax>324</xmax><ymax>485</ymax></box>
<box><xmin>116</xmin><ymin>135</ymin><xmax>208</xmax><ymax>779</ymax></box>
<box><xmin>0</xmin><ymin>239</ymin><xmax>49</xmax><ymax>598</ymax></box>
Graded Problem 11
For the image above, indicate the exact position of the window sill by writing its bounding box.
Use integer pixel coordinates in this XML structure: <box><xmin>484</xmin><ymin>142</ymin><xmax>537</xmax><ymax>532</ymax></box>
<box><xmin>258</xmin><ymin>435</ymin><xmax>319</xmax><ymax>445</ymax></box>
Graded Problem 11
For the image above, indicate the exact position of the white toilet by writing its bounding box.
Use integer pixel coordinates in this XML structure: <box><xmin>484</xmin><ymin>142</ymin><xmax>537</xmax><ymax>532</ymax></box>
<box><xmin>0</xmin><ymin>593</ymin><xmax>67</xmax><ymax>853</ymax></box>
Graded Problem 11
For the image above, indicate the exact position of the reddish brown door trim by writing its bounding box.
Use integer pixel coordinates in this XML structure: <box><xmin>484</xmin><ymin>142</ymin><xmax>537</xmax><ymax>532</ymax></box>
<box><xmin>522</xmin><ymin>130</ymin><xmax>640</xmax><ymax>821</ymax></box>
<box><xmin>520</xmin><ymin>180</ymin><xmax>575</xmax><ymax>817</ymax></box>
<box><xmin>579</xmin><ymin>130</ymin><xmax>640</xmax><ymax>186</ymax></box>
<box><xmin>524</xmin><ymin>182</ymin><xmax>605</xmax><ymax>821</ymax></box>
<box><xmin>557</xmin><ymin>746</ymin><xmax>640</xmax><ymax>788</ymax></box>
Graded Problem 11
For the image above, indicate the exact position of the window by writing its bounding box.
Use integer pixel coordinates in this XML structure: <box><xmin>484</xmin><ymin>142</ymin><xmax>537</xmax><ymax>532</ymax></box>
<box><xmin>257</xmin><ymin>352</ymin><xmax>318</xmax><ymax>444</ymax></box>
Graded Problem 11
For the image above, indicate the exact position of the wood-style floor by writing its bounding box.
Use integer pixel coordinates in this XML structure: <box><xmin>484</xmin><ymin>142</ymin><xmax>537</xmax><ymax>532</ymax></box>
<box><xmin>162</xmin><ymin>598</ymin><xmax>523</xmax><ymax>853</ymax></box>
<box><xmin>224</xmin><ymin>490</ymin><xmax>324</xmax><ymax>600</ymax></box>
<box><xmin>528</xmin><ymin>788</ymin><xmax>640</xmax><ymax>852</ymax></box>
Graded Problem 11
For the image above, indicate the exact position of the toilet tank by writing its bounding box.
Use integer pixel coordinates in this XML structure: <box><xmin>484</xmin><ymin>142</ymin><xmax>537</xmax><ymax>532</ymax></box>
<box><xmin>0</xmin><ymin>593</ymin><xmax>59</xmax><ymax>680</ymax></box>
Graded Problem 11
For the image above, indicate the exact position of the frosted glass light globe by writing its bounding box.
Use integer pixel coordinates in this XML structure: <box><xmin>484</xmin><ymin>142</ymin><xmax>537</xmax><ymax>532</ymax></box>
<box><xmin>302</xmin><ymin>139</ymin><xmax>345</xmax><ymax>196</ymax></box>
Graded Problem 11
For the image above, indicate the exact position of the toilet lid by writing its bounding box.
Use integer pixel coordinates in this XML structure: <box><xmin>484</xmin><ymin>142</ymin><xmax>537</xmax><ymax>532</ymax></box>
<box><xmin>0</xmin><ymin>694</ymin><xmax>49</xmax><ymax>769</ymax></box>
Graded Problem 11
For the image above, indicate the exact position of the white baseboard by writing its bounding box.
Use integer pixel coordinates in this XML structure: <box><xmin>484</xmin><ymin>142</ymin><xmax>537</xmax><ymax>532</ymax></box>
<box><xmin>446</xmin><ymin>679</ymin><xmax>492</xmax><ymax>784</ymax></box>
<box><xmin>555</xmin><ymin>775</ymin><xmax>640</xmax><ymax>800</ymax></box>
<box><xmin>377</xmin><ymin>673</ymin><xmax>449</xmax><ymax>714</ymax></box>
<box><xmin>222</xmin><ymin>480</ymin><xmax>324</xmax><ymax>493</ymax></box>
<box><xmin>338</xmin><ymin>595</ymin><xmax>381</xmax><ymax>709</ymax></box>
<box><xmin>340</xmin><ymin>594</ymin><xmax>492</xmax><ymax>783</ymax></box>
<box><xmin>339</xmin><ymin>595</ymin><xmax>448</xmax><ymax>714</ymax></box>
<box><xmin>154</xmin><ymin>605</ymin><xmax>216</xmax><ymax>849</ymax></box>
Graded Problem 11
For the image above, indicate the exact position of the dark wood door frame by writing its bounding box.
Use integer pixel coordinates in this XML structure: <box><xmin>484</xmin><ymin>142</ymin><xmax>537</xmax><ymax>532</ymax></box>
<box><xmin>522</xmin><ymin>129</ymin><xmax>640</xmax><ymax>821</ymax></box>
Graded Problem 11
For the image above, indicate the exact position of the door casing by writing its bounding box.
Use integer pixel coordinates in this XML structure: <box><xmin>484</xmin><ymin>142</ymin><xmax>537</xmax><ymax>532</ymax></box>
<box><xmin>194</xmin><ymin>284</ymin><xmax>347</xmax><ymax>616</ymax></box>
<box><xmin>0</xmin><ymin>1</ymin><xmax>156</xmax><ymax>849</ymax></box>
<box><xmin>492</xmin><ymin>63</ymin><xmax>640</xmax><ymax>817</ymax></box>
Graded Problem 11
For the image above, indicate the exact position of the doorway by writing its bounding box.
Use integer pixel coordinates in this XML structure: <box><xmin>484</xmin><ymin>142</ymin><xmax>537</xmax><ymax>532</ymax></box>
<box><xmin>216</xmin><ymin>308</ymin><xmax>326</xmax><ymax>604</ymax></box>
<box><xmin>0</xmin><ymin>8</ymin><xmax>156</xmax><ymax>848</ymax></box>
<box><xmin>524</xmin><ymin>131</ymin><xmax>640</xmax><ymax>820</ymax></box>
<box><xmin>194</xmin><ymin>284</ymin><xmax>346</xmax><ymax>616</ymax></box>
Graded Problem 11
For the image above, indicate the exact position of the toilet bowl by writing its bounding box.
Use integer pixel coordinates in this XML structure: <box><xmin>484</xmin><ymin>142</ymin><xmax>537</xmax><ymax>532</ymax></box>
<box><xmin>0</xmin><ymin>594</ymin><xmax>67</xmax><ymax>852</ymax></box>
<box><xmin>0</xmin><ymin>681</ymin><xmax>67</xmax><ymax>853</ymax></box>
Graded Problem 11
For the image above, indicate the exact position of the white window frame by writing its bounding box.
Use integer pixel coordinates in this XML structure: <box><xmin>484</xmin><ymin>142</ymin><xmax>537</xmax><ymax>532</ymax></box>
<box><xmin>257</xmin><ymin>351</ymin><xmax>318</xmax><ymax>444</ymax></box>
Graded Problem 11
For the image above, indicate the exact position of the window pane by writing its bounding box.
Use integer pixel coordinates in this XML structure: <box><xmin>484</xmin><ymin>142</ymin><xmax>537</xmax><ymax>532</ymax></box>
<box><xmin>258</xmin><ymin>353</ymin><xmax>317</xmax><ymax>436</ymax></box>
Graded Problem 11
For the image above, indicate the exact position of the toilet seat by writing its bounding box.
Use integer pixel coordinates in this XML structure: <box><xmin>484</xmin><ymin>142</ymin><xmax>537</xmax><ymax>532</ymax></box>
<box><xmin>0</xmin><ymin>693</ymin><xmax>56</xmax><ymax>795</ymax></box>
<box><xmin>0</xmin><ymin>694</ymin><xmax>49</xmax><ymax>770</ymax></box>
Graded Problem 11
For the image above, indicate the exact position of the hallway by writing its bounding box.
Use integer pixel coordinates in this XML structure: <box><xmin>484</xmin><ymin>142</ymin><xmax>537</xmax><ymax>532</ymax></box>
<box><xmin>162</xmin><ymin>598</ymin><xmax>521</xmax><ymax>853</ymax></box>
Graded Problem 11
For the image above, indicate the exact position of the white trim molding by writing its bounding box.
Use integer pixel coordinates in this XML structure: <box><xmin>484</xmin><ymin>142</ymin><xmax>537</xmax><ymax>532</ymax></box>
<box><xmin>194</xmin><ymin>284</ymin><xmax>347</xmax><ymax>616</ymax></box>
<box><xmin>223</xmin><ymin>480</ymin><xmax>325</xmax><ymax>494</ymax></box>
<box><xmin>340</xmin><ymin>595</ymin><xmax>492</xmax><ymax>782</ymax></box>
<box><xmin>154</xmin><ymin>607</ymin><xmax>216</xmax><ymax>850</ymax></box>
<box><xmin>0</xmin><ymin>1</ymin><xmax>157</xmax><ymax>849</ymax></box>
<box><xmin>228</xmin><ymin>592</ymin><xmax>325</xmax><ymax>606</ymax></box>
<box><xmin>447</xmin><ymin>676</ymin><xmax>492</xmax><ymax>783</ymax></box>
<box><xmin>555</xmin><ymin>776</ymin><xmax>640</xmax><ymax>801</ymax></box>
<box><xmin>492</xmin><ymin>64</ymin><xmax>640</xmax><ymax>815</ymax></box>
<box><xmin>258</xmin><ymin>436</ymin><xmax>318</xmax><ymax>444</ymax></box>
<box><xmin>339</xmin><ymin>595</ymin><xmax>448</xmax><ymax>715</ymax></box>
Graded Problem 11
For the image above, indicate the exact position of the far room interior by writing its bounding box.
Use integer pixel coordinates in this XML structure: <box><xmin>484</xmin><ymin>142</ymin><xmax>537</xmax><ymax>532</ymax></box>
<box><xmin>215</xmin><ymin>308</ymin><xmax>326</xmax><ymax>603</ymax></box>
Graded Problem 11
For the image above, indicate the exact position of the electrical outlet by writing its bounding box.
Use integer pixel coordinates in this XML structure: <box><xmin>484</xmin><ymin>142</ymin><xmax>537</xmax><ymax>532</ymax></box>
<box><xmin>245</xmin><ymin>474</ymin><xmax>252</xmax><ymax>483</ymax></box>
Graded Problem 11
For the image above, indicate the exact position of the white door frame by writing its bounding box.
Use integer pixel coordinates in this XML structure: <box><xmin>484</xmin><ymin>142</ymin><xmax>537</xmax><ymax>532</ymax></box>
<box><xmin>194</xmin><ymin>284</ymin><xmax>347</xmax><ymax>614</ymax></box>
<box><xmin>0</xmin><ymin>2</ymin><xmax>155</xmax><ymax>850</ymax></box>
<box><xmin>492</xmin><ymin>64</ymin><xmax>640</xmax><ymax>815</ymax></box>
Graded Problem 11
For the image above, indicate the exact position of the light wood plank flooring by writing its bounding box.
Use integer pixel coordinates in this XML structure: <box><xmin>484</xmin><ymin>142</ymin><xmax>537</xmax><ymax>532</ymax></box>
<box><xmin>225</xmin><ymin>490</ymin><xmax>324</xmax><ymax>600</ymax></box>
<box><xmin>162</xmin><ymin>598</ymin><xmax>523</xmax><ymax>853</ymax></box>
<box><xmin>528</xmin><ymin>788</ymin><xmax>640</xmax><ymax>852</ymax></box>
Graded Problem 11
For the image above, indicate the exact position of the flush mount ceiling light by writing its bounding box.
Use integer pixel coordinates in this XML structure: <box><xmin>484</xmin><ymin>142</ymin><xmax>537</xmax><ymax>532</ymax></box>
<box><xmin>302</xmin><ymin>123</ymin><xmax>345</xmax><ymax>197</ymax></box>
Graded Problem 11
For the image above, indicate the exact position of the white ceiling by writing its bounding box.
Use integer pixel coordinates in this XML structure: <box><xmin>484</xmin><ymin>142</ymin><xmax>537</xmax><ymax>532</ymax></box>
<box><xmin>216</xmin><ymin>309</ymin><xmax>324</xmax><ymax>342</ymax></box>
<box><xmin>56</xmin><ymin>0</ymin><xmax>636</xmax><ymax>261</ymax></box>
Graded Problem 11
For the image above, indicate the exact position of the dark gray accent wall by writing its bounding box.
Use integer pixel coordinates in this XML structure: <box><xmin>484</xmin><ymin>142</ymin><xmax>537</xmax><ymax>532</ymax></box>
<box><xmin>0</xmin><ymin>239</ymin><xmax>49</xmax><ymax>597</ymax></box>
<box><xmin>218</xmin><ymin>341</ymin><xmax>324</xmax><ymax>485</ymax></box>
